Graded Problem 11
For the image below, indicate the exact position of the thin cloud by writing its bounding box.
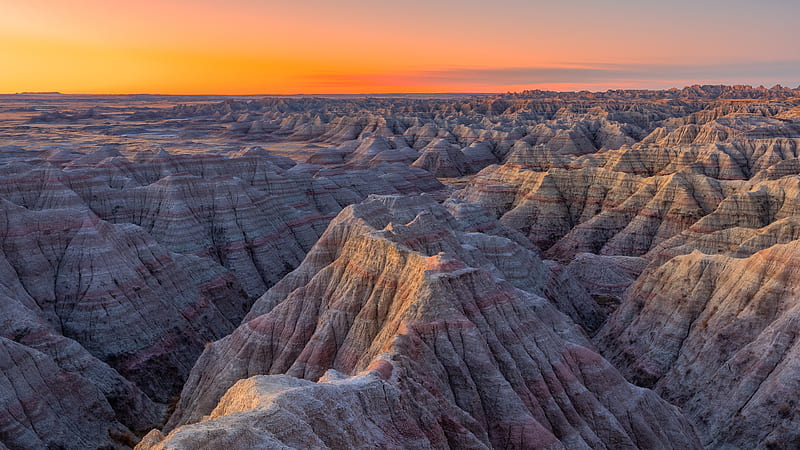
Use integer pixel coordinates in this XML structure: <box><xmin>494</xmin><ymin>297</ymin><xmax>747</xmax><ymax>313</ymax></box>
<box><xmin>299</xmin><ymin>61</ymin><xmax>800</xmax><ymax>91</ymax></box>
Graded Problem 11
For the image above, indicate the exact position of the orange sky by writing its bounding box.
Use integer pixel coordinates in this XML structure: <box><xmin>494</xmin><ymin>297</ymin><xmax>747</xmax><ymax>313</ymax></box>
<box><xmin>1</xmin><ymin>0</ymin><xmax>798</xmax><ymax>94</ymax></box>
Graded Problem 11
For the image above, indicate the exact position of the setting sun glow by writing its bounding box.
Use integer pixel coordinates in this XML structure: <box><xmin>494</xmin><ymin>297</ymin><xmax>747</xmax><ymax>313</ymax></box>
<box><xmin>1</xmin><ymin>0</ymin><xmax>798</xmax><ymax>94</ymax></box>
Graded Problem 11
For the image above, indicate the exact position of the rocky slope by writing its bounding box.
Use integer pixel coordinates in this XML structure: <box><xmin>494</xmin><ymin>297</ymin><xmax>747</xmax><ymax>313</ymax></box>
<box><xmin>3</xmin><ymin>86</ymin><xmax>800</xmax><ymax>449</ymax></box>
<box><xmin>0</xmin><ymin>145</ymin><xmax>445</xmax><ymax>448</ymax></box>
<box><xmin>439</xmin><ymin>89</ymin><xmax>800</xmax><ymax>448</ymax></box>
<box><xmin>0</xmin><ymin>201</ymin><xmax>215</xmax><ymax>446</ymax></box>
<box><xmin>454</xmin><ymin>164</ymin><xmax>739</xmax><ymax>260</ymax></box>
<box><xmin>596</xmin><ymin>241</ymin><xmax>800</xmax><ymax>448</ymax></box>
<box><xmin>145</xmin><ymin>195</ymin><xmax>701</xmax><ymax>449</ymax></box>
<box><xmin>0</xmin><ymin>336</ymin><xmax>138</xmax><ymax>449</ymax></box>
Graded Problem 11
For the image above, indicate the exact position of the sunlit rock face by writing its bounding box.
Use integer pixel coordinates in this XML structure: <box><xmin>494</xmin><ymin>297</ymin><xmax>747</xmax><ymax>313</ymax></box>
<box><xmin>455</xmin><ymin>164</ymin><xmax>738</xmax><ymax>260</ymax></box>
<box><xmin>151</xmin><ymin>195</ymin><xmax>701</xmax><ymax>449</ymax></box>
<box><xmin>0</xmin><ymin>138</ymin><xmax>445</xmax><ymax>447</ymax></box>
<box><xmin>2</xmin><ymin>85</ymin><xmax>800</xmax><ymax>448</ymax></box>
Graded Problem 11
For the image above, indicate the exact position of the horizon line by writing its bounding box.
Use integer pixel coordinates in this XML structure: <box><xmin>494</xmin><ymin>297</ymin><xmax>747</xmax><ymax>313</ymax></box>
<box><xmin>0</xmin><ymin>92</ymin><xmax>496</xmax><ymax>96</ymax></box>
<box><xmin>2</xmin><ymin>83</ymin><xmax>799</xmax><ymax>98</ymax></box>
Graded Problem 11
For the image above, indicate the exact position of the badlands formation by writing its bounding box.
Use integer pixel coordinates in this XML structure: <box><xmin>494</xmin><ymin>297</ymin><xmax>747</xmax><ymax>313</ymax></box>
<box><xmin>0</xmin><ymin>85</ymin><xmax>799</xmax><ymax>449</ymax></box>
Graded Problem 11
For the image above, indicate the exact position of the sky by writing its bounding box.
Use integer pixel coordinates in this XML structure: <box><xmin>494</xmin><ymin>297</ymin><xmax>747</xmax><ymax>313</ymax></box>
<box><xmin>1</xmin><ymin>0</ymin><xmax>798</xmax><ymax>94</ymax></box>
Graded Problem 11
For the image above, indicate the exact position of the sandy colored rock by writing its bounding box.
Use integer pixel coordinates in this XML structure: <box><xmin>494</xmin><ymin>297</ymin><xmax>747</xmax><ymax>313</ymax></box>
<box><xmin>157</xmin><ymin>195</ymin><xmax>701</xmax><ymax>449</ymax></box>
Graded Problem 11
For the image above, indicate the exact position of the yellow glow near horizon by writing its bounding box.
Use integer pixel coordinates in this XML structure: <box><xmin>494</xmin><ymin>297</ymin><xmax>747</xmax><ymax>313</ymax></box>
<box><xmin>1</xmin><ymin>0</ymin><xmax>797</xmax><ymax>94</ymax></box>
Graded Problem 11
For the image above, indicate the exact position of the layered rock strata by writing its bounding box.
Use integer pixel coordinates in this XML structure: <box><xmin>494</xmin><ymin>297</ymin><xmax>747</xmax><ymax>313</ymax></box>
<box><xmin>148</xmin><ymin>195</ymin><xmax>702</xmax><ymax>449</ymax></box>
<box><xmin>597</xmin><ymin>241</ymin><xmax>800</xmax><ymax>448</ymax></box>
<box><xmin>0</xmin><ymin>147</ymin><xmax>446</xmax><ymax>448</ymax></box>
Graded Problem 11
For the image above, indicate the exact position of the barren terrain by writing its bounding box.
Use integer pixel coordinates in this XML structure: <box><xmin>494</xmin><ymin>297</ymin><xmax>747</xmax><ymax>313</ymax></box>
<box><xmin>2</xmin><ymin>85</ymin><xmax>800</xmax><ymax>449</ymax></box>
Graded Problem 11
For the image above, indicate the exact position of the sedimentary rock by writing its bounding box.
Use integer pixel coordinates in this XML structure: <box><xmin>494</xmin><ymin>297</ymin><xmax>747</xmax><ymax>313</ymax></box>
<box><xmin>152</xmin><ymin>195</ymin><xmax>701</xmax><ymax>449</ymax></box>
<box><xmin>411</xmin><ymin>138</ymin><xmax>470</xmax><ymax>177</ymax></box>
<box><xmin>597</xmin><ymin>241</ymin><xmax>800</xmax><ymax>448</ymax></box>
<box><xmin>0</xmin><ymin>337</ymin><xmax>136</xmax><ymax>449</ymax></box>
<box><xmin>0</xmin><ymin>144</ymin><xmax>446</xmax><ymax>449</ymax></box>
<box><xmin>3</xmin><ymin>86</ymin><xmax>800</xmax><ymax>449</ymax></box>
<box><xmin>455</xmin><ymin>164</ymin><xmax>739</xmax><ymax>260</ymax></box>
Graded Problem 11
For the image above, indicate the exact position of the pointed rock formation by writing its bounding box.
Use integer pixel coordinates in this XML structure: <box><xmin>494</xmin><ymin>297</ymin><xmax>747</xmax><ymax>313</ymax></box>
<box><xmin>151</xmin><ymin>195</ymin><xmax>701</xmax><ymax>449</ymax></box>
